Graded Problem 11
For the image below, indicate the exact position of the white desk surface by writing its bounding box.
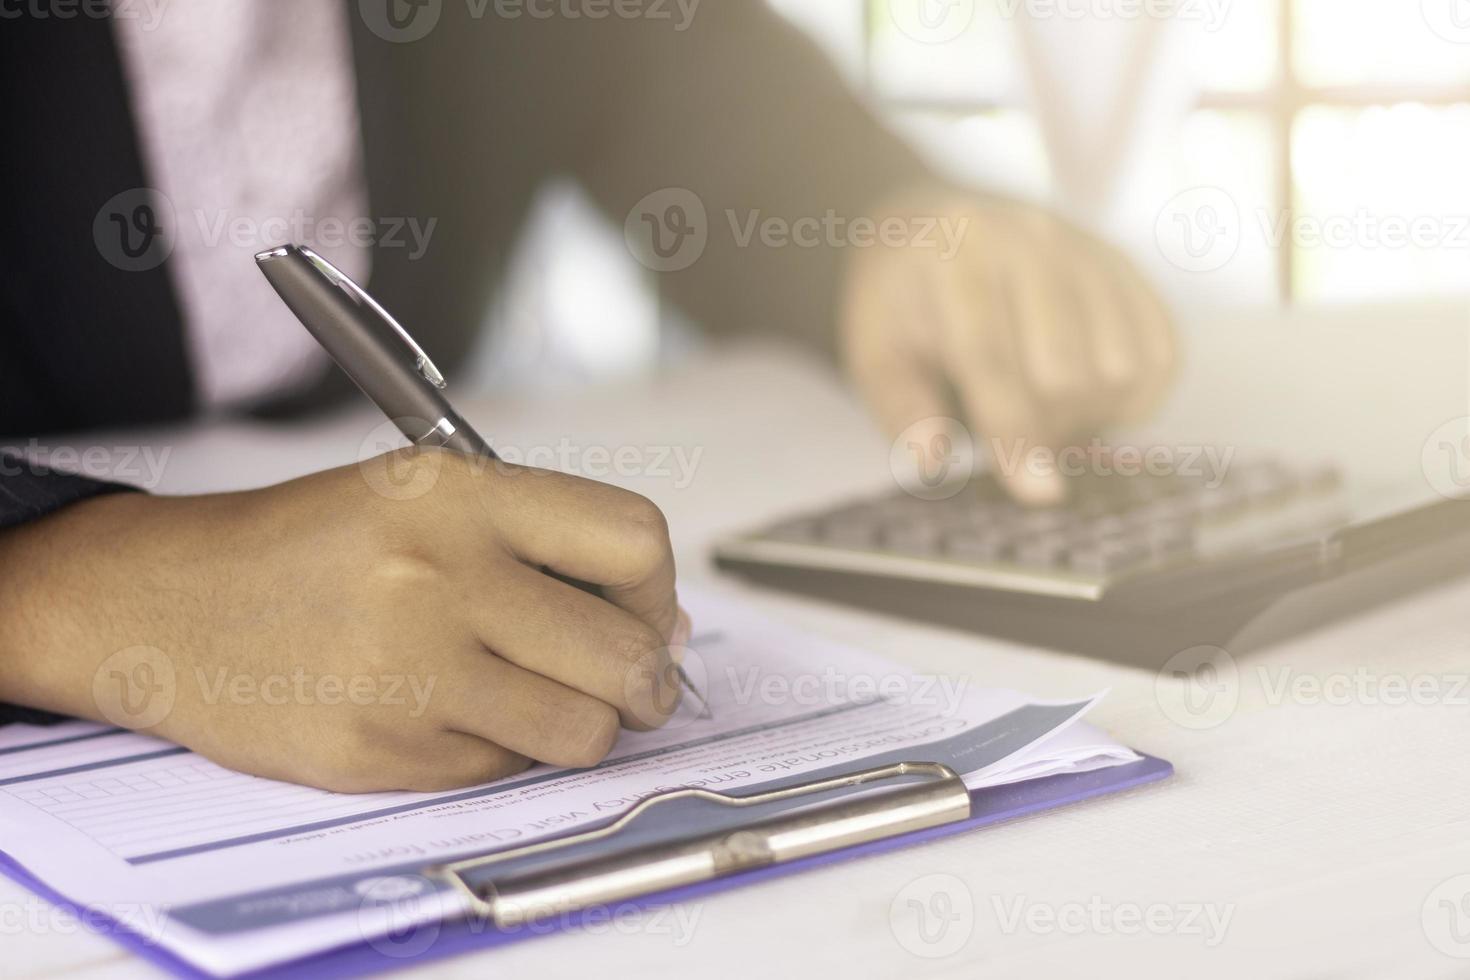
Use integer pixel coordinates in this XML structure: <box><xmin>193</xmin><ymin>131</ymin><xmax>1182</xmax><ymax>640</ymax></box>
<box><xmin>8</xmin><ymin>345</ymin><xmax>1470</xmax><ymax>980</ymax></box>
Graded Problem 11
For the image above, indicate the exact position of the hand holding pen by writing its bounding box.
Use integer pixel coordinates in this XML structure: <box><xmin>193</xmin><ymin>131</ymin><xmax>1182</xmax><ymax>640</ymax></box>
<box><xmin>255</xmin><ymin>245</ymin><xmax>709</xmax><ymax>717</ymax></box>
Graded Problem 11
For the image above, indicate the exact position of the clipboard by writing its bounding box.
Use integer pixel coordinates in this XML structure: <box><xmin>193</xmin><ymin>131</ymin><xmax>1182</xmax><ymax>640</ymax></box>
<box><xmin>434</xmin><ymin>760</ymin><xmax>972</xmax><ymax>927</ymax></box>
<box><xmin>0</xmin><ymin>751</ymin><xmax>1172</xmax><ymax>980</ymax></box>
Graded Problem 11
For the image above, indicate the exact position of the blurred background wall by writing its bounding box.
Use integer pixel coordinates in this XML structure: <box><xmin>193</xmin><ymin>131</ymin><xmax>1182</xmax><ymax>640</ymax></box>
<box><xmin>467</xmin><ymin>0</ymin><xmax>1469</xmax><ymax>464</ymax></box>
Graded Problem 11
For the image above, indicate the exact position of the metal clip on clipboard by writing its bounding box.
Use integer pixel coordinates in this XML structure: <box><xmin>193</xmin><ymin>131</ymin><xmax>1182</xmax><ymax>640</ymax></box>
<box><xmin>430</xmin><ymin>761</ymin><xmax>971</xmax><ymax>928</ymax></box>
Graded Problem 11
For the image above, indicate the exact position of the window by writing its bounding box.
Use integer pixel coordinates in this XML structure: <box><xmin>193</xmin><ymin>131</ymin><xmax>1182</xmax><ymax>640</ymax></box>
<box><xmin>772</xmin><ymin>0</ymin><xmax>1470</xmax><ymax>305</ymax></box>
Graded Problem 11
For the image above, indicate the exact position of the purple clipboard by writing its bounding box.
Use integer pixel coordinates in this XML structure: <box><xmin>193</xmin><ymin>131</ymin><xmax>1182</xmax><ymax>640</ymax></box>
<box><xmin>1</xmin><ymin>753</ymin><xmax>1170</xmax><ymax>980</ymax></box>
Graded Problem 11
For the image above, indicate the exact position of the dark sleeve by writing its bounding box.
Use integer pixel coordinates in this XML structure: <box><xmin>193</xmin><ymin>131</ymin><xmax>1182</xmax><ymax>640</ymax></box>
<box><xmin>0</xmin><ymin>454</ymin><xmax>139</xmax><ymax>532</ymax></box>
<box><xmin>467</xmin><ymin>7</ymin><xmax>939</xmax><ymax>356</ymax></box>
<box><xmin>0</xmin><ymin>455</ymin><xmax>138</xmax><ymax>726</ymax></box>
<box><xmin>568</xmin><ymin>7</ymin><xmax>937</xmax><ymax>353</ymax></box>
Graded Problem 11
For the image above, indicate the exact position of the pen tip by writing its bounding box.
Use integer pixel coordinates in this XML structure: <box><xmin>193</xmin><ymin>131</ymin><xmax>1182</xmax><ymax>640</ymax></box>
<box><xmin>675</xmin><ymin>665</ymin><xmax>713</xmax><ymax>720</ymax></box>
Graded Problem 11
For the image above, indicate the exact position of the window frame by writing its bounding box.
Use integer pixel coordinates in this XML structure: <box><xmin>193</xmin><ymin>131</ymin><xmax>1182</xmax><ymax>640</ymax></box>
<box><xmin>1197</xmin><ymin>0</ymin><xmax>1470</xmax><ymax>303</ymax></box>
<box><xmin>855</xmin><ymin>0</ymin><xmax>1470</xmax><ymax>305</ymax></box>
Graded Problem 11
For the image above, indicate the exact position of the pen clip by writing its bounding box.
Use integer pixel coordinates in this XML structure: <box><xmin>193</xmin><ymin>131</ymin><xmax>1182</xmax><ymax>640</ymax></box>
<box><xmin>292</xmin><ymin>245</ymin><xmax>448</xmax><ymax>390</ymax></box>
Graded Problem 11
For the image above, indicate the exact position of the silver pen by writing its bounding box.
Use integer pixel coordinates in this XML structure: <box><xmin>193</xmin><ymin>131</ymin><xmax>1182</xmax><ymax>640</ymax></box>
<box><xmin>254</xmin><ymin>244</ymin><xmax>486</xmax><ymax>455</ymax></box>
<box><xmin>254</xmin><ymin>244</ymin><xmax>709</xmax><ymax>717</ymax></box>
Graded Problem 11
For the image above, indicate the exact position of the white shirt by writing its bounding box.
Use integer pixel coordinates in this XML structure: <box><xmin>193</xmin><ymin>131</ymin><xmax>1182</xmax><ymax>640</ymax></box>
<box><xmin>113</xmin><ymin>2</ymin><xmax>370</xmax><ymax>410</ymax></box>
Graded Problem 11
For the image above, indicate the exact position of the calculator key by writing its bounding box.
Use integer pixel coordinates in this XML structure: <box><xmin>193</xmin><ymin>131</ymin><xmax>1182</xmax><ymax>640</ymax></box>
<box><xmin>766</xmin><ymin>518</ymin><xmax>821</xmax><ymax>542</ymax></box>
<box><xmin>882</xmin><ymin>522</ymin><xmax>944</xmax><ymax>555</ymax></box>
<box><xmin>1014</xmin><ymin>533</ymin><xmax>1071</xmax><ymax>568</ymax></box>
<box><xmin>1193</xmin><ymin>483</ymin><xmax>1247</xmax><ymax>517</ymax></box>
<box><xmin>748</xmin><ymin>459</ymin><xmax>1342</xmax><ymax>584</ymax></box>
<box><xmin>1069</xmin><ymin>541</ymin><xmax>1149</xmax><ymax>575</ymax></box>
<box><xmin>945</xmin><ymin>529</ymin><xmax>1012</xmax><ymax>562</ymax></box>
<box><xmin>1085</xmin><ymin>514</ymin><xmax>1130</xmax><ymax>538</ymax></box>
<box><xmin>1234</xmin><ymin>461</ymin><xmax>1297</xmax><ymax>503</ymax></box>
<box><xmin>822</xmin><ymin>517</ymin><xmax>877</xmax><ymax>548</ymax></box>
<box><xmin>1015</xmin><ymin>510</ymin><xmax>1075</xmax><ymax>534</ymax></box>
<box><xmin>1145</xmin><ymin>522</ymin><xmax>1195</xmax><ymax>558</ymax></box>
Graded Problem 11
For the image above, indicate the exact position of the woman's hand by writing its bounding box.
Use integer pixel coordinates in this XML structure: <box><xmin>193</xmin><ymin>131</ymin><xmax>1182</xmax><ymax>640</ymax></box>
<box><xmin>840</xmin><ymin>192</ymin><xmax>1177</xmax><ymax>504</ymax></box>
<box><xmin>0</xmin><ymin>448</ymin><xmax>688</xmax><ymax>793</ymax></box>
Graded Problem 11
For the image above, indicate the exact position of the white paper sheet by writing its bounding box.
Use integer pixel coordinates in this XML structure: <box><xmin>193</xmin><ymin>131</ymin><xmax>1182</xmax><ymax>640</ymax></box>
<box><xmin>0</xmin><ymin>589</ymin><xmax>1137</xmax><ymax>976</ymax></box>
